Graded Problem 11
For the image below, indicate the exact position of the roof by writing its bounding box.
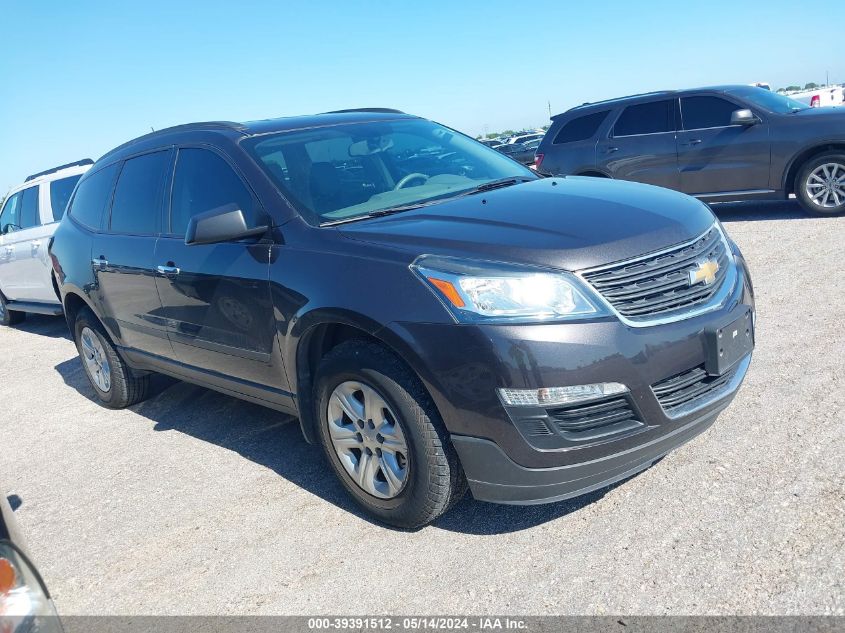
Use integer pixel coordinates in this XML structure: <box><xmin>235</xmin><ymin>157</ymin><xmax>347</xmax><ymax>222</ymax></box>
<box><xmin>96</xmin><ymin>109</ymin><xmax>416</xmax><ymax>163</ymax></box>
<box><xmin>241</xmin><ymin>109</ymin><xmax>415</xmax><ymax>136</ymax></box>
<box><xmin>557</xmin><ymin>85</ymin><xmax>754</xmax><ymax>118</ymax></box>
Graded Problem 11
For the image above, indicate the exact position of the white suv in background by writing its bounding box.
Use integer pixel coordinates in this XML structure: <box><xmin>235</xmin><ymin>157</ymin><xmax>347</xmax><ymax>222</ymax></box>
<box><xmin>0</xmin><ymin>160</ymin><xmax>92</xmax><ymax>325</ymax></box>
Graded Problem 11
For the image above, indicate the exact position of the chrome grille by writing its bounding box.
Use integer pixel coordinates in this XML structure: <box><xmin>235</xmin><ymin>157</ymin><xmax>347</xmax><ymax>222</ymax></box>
<box><xmin>582</xmin><ymin>227</ymin><xmax>731</xmax><ymax>321</ymax></box>
<box><xmin>652</xmin><ymin>362</ymin><xmax>740</xmax><ymax>413</ymax></box>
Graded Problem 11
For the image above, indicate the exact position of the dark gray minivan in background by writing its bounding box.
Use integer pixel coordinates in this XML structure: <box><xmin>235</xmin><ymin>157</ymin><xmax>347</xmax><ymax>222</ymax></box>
<box><xmin>50</xmin><ymin>110</ymin><xmax>755</xmax><ymax>528</ymax></box>
<box><xmin>536</xmin><ymin>85</ymin><xmax>845</xmax><ymax>216</ymax></box>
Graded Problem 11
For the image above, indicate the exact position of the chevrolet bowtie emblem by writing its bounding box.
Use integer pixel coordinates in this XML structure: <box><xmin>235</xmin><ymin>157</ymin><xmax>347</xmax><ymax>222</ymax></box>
<box><xmin>688</xmin><ymin>259</ymin><xmax>720</xmax><ymax>286</ymax></box>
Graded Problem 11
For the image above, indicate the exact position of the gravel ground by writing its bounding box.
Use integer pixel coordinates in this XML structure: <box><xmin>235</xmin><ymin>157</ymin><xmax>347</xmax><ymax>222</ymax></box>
<box><xmin>1</xmin><ymin>200</ymin><xmax>843</xmax><ymax>615</ymax></box>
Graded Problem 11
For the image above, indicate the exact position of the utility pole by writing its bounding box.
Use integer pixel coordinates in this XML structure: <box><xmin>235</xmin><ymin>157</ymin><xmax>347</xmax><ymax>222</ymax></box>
<box><xmin>548</xmin><ymin>100</ymin><xmax>552</xmax><ymax>119</ymax></box>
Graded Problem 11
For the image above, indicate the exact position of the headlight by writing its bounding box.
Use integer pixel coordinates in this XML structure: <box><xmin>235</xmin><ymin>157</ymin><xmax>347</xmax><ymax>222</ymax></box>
<box><xmin>411</xmin><ymin>255</ymin><xmax>607</xmax><ymax>323</ymax></box>
<box><xmin>0</xmin><ymin>541</ymin><xmax>63</xmax><ymax>633</ymax></box>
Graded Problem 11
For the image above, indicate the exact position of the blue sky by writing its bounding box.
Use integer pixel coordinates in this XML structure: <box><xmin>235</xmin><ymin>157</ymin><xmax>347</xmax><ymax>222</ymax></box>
<box><xmin>1</xmin><ymin>0</ymin><xmax>843</xmax><ymax>190</ymax></box>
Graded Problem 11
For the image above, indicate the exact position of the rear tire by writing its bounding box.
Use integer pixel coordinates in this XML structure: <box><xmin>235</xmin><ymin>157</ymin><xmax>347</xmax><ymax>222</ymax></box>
<box><xmin>0</xmin><ymin>293</ymin><xmax>25</xmax><ymax>326</ymax></box>
<box><xmin>314</xmin><ymin>340</ymin><xmax>466</xmax><ymax>528</ymax></box>
<box><xmin>73</xmin><ymin>308</ymin><xmax>150</xmax><ymax>408</ymax></box>
<box><xmin>795</xmin><ymin>152</ymin><xmax>845</xmax><ymax>216</ymax></box>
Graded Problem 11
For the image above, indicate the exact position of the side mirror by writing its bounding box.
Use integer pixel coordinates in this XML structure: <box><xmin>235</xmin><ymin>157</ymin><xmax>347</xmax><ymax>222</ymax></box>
<box><xmin>731</xmin><ymin>109</ymin><xmax>758</xmax><ymax>126</ymax></box>
<box><xmin>184</xmin><ymin>204</ymin><xmax>269</xmax><ymax>246</ymax></box>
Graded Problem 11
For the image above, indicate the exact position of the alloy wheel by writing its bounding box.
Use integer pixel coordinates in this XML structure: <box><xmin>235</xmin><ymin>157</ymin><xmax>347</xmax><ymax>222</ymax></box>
<box><xmin>80</xmin><ymin>327</ymin><xmax>112</xmax><ymax>392</ymax></box>
<box><xmin>805</xmin><ymin>162</ymin><xmax>845</xmax><ymax>208</ymax></box>
<box><xmin>327</xmin><ymin>381</ymin><xmax>409</xmax><ymax>499</ymax></box>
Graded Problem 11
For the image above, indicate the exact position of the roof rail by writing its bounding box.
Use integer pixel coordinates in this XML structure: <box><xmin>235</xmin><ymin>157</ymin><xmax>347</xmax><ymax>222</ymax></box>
<box><xmin>26</xmin><ymin>159</ymin><xmax>94</xmax><ymax>182</ymax></box>
<box><xmin>99</xmin><ymin>121</ymin><xmax>246</xmax><ymax>161</ymax></box>
<box><xmin>324</xmin><ymin>108</ymin><xmax>406</xmax><ymax>115</ymax></box>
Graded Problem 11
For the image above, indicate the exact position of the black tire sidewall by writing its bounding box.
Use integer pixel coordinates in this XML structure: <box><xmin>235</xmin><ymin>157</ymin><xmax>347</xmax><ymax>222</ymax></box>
<box><xmin>0</xmin><ymin>293</ymin><xmax>24</xmax><ymax>326</ymax></box>
<box><xmin>796</xmin><ymin>153</ymin><xmax>845</xmax><ymax>215</ymax></box>
<box><xmin>0</xmin><ymin>293</ymin><xmax>9</xmax><ymax>326</ymax></box>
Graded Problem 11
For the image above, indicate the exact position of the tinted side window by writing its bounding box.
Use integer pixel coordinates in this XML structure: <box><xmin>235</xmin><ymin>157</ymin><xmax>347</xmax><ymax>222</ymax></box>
<box><xmin>170</xmin><ymin>148</ymin><xmax>255</xmax><ymax>236</ymax></box>
<box><xmin>614</xmin><ymin>100</ymin><xmax>673</xmax><ymax>136</ymax></box>
<box><xmin>69</xmin><ymin>163</ymin><xmax>119</xmax><ymax>230</ymax></box>
<box><xmin>681</xmin><ymin>96</ymin><xmax>740</xmax><ymax>130</ymax></box>
<box><xmin>109</xmin><ymin>152</ymin><xmax>170</xmax><ymax>234</ymax></box>
<box><xmin>20</xmin><ymin>186</ymin><xmax>40</xmax><ymax>229</ymax></box>
<box><xmin>553</xmin><ymin>111</ymin><xmax>609</xmax><ymax>144</ymax></box>
<box><xmin>0</xmin><ymin>192</ymin><xmax>23</xmax><ymax>234</ymax></box>
<box><xmin>49</xmin><ymin>174</ymin><xmax>82</xmax><ymax>221</ymax></box>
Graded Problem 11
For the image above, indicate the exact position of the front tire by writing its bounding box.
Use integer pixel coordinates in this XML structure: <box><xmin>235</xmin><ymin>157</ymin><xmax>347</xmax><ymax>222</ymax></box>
<box><xmin>314</xmin><ymin>340</ymin><xmax>466</xmax><ymax>528</ymax></box>
<box><xmin>0</xmin><ymin>293</ymin><xmax>26</xmax><ymax>326</ymax></box>
<box><xmin>795</xmin><ymin>153</ymin><xmax>845</xmax><ymax>216</ymax></box>
<box><xmin>73</xmin><ymin>308</ymin><xmax>150</xmax><ymax>408</ymax></box>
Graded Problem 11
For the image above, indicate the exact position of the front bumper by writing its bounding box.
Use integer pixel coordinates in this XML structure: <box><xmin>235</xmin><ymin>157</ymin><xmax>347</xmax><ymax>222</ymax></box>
<box><xmin>379</xmin><ymin>256</ymin><xmax>754</xmax><ymax>505</ymax></box>
<box><xmin>452</xmin><ymin>355</ymin><xmax>748</xmax><ymax>504</ymax></box>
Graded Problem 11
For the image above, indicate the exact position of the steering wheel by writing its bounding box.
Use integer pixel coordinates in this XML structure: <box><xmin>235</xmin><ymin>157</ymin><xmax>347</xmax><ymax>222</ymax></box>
<box><xmin>394</xmin><ymin>173</ymin><xmax>430</xmax><ymax>190</ymax></box>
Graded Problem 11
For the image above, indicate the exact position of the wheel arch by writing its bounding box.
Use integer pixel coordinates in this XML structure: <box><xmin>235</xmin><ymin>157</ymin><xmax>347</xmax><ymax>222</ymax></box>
<box><xmin>783</xmin><ymin>142</ymin><xmax>845</xmax><ymax>195</ymax></box>
<box><xmin>291</xmin><ymin>313</ymin><xmax>437</xmax><ymax>445</ymax></box>
<box><xmin>62</xmin><ymin>289</ymin><xmax>101</xmax><ymax>337</ymax></box>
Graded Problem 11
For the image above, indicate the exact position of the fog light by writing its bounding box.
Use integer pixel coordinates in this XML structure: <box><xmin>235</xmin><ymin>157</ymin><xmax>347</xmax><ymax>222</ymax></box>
<box><xmin>498</xmin><ymin>383</ymin><xmax>628</xmax><ymax>407</ymax></box>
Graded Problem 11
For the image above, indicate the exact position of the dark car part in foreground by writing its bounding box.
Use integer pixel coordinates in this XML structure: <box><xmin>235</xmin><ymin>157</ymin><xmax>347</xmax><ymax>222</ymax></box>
<box><xmin>536</xmin><ymin>85</ymin><xmax>845</xmax><ymax>216</ymax></box>
<box><xmin>0</xmin><ymin>492</ymin><xmax>63</xmax><ymax>632</ymax></box>
<box><xmin>50</xmin><ymin>110</ymin><xmax>754</xmax><ymax>527</ymax></box>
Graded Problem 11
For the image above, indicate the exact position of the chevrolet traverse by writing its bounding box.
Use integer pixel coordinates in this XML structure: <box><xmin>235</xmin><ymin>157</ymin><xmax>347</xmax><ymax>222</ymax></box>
<box><xmin>50</xmin><ymin>110</ymin><xmax>755</xmax><ymax>527</ymax></box>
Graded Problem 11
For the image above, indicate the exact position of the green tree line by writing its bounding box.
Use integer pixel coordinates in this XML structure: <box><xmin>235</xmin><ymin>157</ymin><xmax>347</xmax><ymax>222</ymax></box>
<box><xmin>777</xmin><ymin>82</ymin><xmax>835</xmax><ymax>93</ymax></box>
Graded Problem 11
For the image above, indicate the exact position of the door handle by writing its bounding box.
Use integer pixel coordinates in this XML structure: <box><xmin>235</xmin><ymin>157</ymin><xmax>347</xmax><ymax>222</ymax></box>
<box><xmin>605</xmin><ymin>146</ymin><xmax>619</xmax><ymax>153</ymax></box>
<box><xmin>31</xmin><ymin>240</ymin><xmax>41</xmax><ymax>255</ymax></box>
<box><xmin>683</xmin><ymin>139</ymin><xmax>703</xmax><ymax>146</ymax></box>
<box><xmin>156</xmin><ymin>264</ymin><xmax>180</xmax><ymax>277</ymax></box>
<box><xmin>91</xmin><ymin>256</ymin><xmax>108</xmax><ymax>270</ymax></box>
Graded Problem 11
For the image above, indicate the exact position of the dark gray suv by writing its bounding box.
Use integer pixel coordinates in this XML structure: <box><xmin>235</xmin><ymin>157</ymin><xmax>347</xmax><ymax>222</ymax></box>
<box><xmin>536</xmin><ymin>85</ymin><xmax>845</xmax><ymax>216</ymax></box>
<box><xmin>50</xmin><ymin>110</ymin><xmax>755</xmax><ymax>528</ymax></box>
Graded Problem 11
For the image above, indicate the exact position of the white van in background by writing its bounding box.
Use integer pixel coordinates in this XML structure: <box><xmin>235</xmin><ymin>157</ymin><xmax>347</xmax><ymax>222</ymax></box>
<box><xmin>0</xmin><ymin>160</ymin><xmax>92</xmax><ymax>325</ymax></box>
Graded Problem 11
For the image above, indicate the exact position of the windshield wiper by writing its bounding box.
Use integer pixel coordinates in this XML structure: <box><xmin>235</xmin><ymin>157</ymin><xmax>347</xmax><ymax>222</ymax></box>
<box><xmin>464</xmin><ymin>176</ymin><xmax>534</xmax><ymax>195</ymax></box>
<box><xmin>320</xmin><ymin>201</ymin><xmax>437</xmax><ymax>227</ymax></box>
<box><xmin>319</xmin><ymin>177</ymin><xmax>535</xmax><ymax>227</ymax></box>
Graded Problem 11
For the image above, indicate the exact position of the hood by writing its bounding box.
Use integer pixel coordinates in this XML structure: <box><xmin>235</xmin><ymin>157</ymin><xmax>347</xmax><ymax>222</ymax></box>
<box><xmin>338</xmin><ymin>177</ymin><xmax>716</xmax><ymax>271</ymax></box>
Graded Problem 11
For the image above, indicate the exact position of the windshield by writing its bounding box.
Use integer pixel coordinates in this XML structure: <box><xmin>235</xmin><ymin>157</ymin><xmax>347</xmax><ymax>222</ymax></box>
<box><xmin>243</xmin><ymin>118</ymin><xmax>536</xmax><ymax>225</ymax></box>
<box><xmin>727</xmin><ymin>86</ymin><xmax>809</xmax><ymax>114</ymax></box>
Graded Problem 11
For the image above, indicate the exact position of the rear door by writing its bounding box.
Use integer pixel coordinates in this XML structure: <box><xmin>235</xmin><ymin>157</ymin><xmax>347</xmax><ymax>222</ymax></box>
<box><xmin>598</xmin><ymin>99</ymin><xmax>681</xmax><ymax>190</ymax></box>
<box><xmin>23</xmin><ymin>182</ymin><xmax>63</xmax><ymax>303</ymax></box>
<box><xmin>154</xmin><ymin>147</ymin><xmax>278</xmax><ymax>388</ymax></box>
<box><xmin>91</xmin><ymin>151</ymin><xmax>173</xmax><ymax>357</ymax></box>
<box><xmin>676</xmin><ymin>94</ymin><xmax>771</xmax><ymax>195</ymax></box>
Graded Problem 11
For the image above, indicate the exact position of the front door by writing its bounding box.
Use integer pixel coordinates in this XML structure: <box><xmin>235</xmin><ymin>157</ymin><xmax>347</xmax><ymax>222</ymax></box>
<box><xmin>154</xmin><ymin>147</ymin><xmax>281</xmax><ymax>389</ymax></box>
<box><xmin>598</xmin><ymin>98</ymin><xmax>680</xmax><ymax>190</ymax></box>
<box><xmin>0</xmin><ymin>185</ymin><xmax>55</xmax><ymax>302</ymax></box>
<box><xmin>0</xmin><ymin>191</ymin><xmax>24</xmax><ymax>299</ymax></box>
<box><xmin>92</xmin><ymin>151</ymin><xmax>173</xmax><ymax>358</ymax></box>
<box><xmin>676</xmin><ymin>95</ymin><xmax>772</xmax><ymax>195</ymax></box>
